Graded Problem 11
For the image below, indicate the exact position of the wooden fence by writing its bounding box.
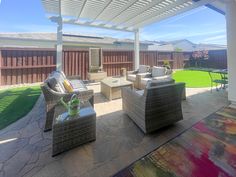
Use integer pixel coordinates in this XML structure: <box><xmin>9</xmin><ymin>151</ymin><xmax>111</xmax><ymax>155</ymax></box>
<box><xmin>63</xmin><ymin>49</ymin><xmax>89</xmax><ymax>80</ymax></box>
<box><xmin>0</xmin><ymin>48</ymin><xmax>56</xmax><ymax>85</ymax></box>
<box><xmin>0</xmin><ymin>48</ymin><xmax>89</xmax><ymax>85</ymax></box>
<box><xmin>0</xmin><ymin>48</ymin><xmax>228</xmax><ymax>86</ymax></box>
<box><xmin>140</xmin><ymin>51</ymin><xmax>191</xmax><ymax>69</ymax></box>
<box><xmin>102</xmin><ymin>50</ymin><xmax>134</xmax><ymax>76</ymax></box>
<box><xmin>102</xmin><ymin>50</ymin><xmax>192</xmax><ymax>77</ymax></box>
<box><xmin>207</xmin><ymin>50</ymin><xmax>227</xmax><ymax>69</ymax></box>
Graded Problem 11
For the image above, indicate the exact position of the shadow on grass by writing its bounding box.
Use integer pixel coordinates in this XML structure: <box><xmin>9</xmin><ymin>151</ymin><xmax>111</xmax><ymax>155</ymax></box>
<box><xmin>0</xmin><ymin>87</ymin><xmax>41</xmax><ymax>130</ymax></box>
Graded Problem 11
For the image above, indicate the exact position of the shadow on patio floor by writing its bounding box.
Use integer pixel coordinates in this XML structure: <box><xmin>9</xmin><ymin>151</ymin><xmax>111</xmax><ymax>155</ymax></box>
<box><xmin>0</xmin><ymin>85</ymin><xmax>229</xmax><ymax>177</ymax></box>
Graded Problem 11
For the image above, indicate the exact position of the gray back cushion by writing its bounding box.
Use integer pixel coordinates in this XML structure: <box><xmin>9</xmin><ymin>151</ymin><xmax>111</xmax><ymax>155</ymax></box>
<box><xmin>152</xmin><ymin>66</ymin><xmax>166</xmax><ymax>77</ymax></box>
<box><xmin>58</xmin><ymin>71</ymin><xmax>67</xmax><ymax>80</ymax></box>
<box><xmin>139</xmin><ymin>65</ymin><xmax>149</xmax><ymax>73</ymax></box>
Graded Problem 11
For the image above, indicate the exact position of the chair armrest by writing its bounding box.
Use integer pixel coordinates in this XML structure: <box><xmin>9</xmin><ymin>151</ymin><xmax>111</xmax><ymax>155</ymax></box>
<box><xmin>122</xmin><ymin>87</ymin><xmax>143</xmax><ymax>100</ymax></box>
<box><xmin>67</xmin><ymin>75</ymin><xmax>81</xmax><ymax>80</ymax></box>
<box><xmin>41</xmin><ymin>83</ymin><xmax>93</xmax><ymax>105</ymax></box>
<box><xmin>127</xmin><ymin>70</ymin><xmax>139</xmax><ymax>75</ymax></box>
<box><xmin>137</xmin><ymin>73</ymin><xmax>151</xmax><ymax>78</ymax></box>
<box><xmin>143</xmin><ymin>73</ymin><xmax>152</xmax><ymax>78</ymax></box>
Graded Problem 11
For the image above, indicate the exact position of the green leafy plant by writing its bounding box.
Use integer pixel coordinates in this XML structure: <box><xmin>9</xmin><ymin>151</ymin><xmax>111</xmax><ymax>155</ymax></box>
<box><xmin>162</xmin><ymin>60</ymin><xmax>171</xmax><ymax>69</ymax></box>
<box><xmin>174</xmin><ymin>47</ymin><xmax>183</xmax><ymax>52</ymax></box>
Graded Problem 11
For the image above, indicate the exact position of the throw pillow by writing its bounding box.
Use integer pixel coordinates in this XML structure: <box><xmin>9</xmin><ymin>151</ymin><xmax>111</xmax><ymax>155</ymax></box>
<box><xmin>63</xmin><ymin>79</ymin><xmax>74</xmax><ymax>93</ymax></box>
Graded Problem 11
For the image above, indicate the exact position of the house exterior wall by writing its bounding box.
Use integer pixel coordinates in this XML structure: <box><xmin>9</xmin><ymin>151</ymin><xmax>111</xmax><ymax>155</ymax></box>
<box><xmin>0</xmin><ymin>38</ymin><xmax>148</xmax><ymax>50</ymax></box>
<box><xmin>226</xmin><ymin>0</ymin><xmax>236</xmax><ymax>106</ymax></box>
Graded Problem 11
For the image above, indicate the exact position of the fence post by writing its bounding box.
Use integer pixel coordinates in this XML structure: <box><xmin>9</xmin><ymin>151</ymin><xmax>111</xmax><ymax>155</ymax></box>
<box><xmin>172</xmin><ymin>52</ymin><xmax>176</xmax><ymax>69</ymax></box>
<box><xmin>0</xmin><ymin>49</ymin><xmax>2</xmax><ymax>86</ymax></box>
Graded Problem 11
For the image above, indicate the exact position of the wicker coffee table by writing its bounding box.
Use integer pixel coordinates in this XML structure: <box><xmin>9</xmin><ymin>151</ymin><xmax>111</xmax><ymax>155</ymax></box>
<box><xmin>101</xmin><ymin>77</ymin><xmax>133</xmax><ymax>100</ymax></box>
<box><xmin>52</xmin><ymin>103</ymin><xmax>96</xmax><ymax>156</ymax></box>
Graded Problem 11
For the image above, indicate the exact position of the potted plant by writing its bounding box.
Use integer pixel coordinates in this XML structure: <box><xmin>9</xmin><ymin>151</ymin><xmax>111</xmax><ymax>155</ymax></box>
<box><xmin>162</xmin><ymin>60</ymin><xmax>172</xmax><ymax>74</ymax></box>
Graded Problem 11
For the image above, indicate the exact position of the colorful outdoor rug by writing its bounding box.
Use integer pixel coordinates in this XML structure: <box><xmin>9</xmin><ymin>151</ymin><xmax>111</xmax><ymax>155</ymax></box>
<box><xmin>114</xmin><ymin>106</ymin><xmax>236</xmax><ymax>177</ymax></box>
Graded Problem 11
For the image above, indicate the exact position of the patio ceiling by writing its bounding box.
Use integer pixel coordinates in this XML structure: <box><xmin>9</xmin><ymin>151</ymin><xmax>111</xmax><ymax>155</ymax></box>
<box><xmin>41</xmin><ymin>0</ymin><xmax>219</xmax><ymax>32</ymax></box>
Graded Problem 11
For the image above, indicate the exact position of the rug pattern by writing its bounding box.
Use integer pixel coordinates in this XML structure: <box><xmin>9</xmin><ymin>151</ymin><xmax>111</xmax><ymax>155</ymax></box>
<box><xmin>114</xmin><ymin>107</ymin><xmax>236</xmax><ymax>177</ymax></box>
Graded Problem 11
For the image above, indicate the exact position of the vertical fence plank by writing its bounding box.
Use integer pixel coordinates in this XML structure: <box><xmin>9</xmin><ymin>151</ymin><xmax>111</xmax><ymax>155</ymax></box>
<box><xmin>0</xmin><ymin>49</ymin><xmax>2</xmax><ymax>86</ymax></box>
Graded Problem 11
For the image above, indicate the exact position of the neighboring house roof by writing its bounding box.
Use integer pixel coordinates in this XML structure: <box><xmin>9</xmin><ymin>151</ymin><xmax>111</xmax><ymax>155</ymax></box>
<box><xmin>0</xmin><ymin>32</ymin><xmax>151</xmax><ymax>46</ymax></box>
<box><xmin>148</xmin><ymin>39</ymin><xmax>227</xmax><ymax>52</ymax></box>
<box><xmin>0</xmin><ymin>33</ymin><xmax>227</xmax><ymax>51</ymax></box>
<box><xmin>148</xmin><ymin>44</ymin><xmax>174</xmax><ymax>51</ymax></box>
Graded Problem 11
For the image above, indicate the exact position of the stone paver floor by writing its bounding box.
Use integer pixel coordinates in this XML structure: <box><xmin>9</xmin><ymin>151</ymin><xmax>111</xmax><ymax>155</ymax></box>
<box><xmin>0</xmin><ymin>84</ymin><xmax>229</xmax><ymax>177</ymax></box>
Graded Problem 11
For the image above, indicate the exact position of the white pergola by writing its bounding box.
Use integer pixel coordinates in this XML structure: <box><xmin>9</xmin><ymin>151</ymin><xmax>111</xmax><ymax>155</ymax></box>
<box><xmin>41</xmin><ymin>0</ymin><xmax>236</xmax><ymax>106</ymax></box>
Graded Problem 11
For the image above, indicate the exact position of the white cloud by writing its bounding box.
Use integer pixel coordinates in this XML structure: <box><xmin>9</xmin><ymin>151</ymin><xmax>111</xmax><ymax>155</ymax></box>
<box><xmin>157</xmin><ymin>6</ymin><xmax>207</xmax><ymax>25</ymax></box>
<box><xmin>140</xmin><ymin>29</ymin><xmax>226</xmax><ymax>41</ymax></box>
<box><xmin>203</xmin><ymin>35</ymin><xmax>226</xmax><ymax>41</ymax></box>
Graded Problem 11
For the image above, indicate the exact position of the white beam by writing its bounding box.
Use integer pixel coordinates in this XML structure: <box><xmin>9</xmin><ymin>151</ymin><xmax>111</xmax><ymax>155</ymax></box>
<box><xmin>134</xmin><ymin>29</ymin><xmax>140</xmax><ymax>70</ymax></box>
<box><xmin>62</xmin><ymin>19</ymin><xmax>135</xmax><ymax>32</ymax></box>
<box><xmin>56</xmin><ymin>0</ymin><xmax>63</xmax><ymax>71</ymax></box>
<box><xmin>226</xmin><ymin>0</ymin><xmax>236</xmax><ymax>106</ymax></box>
<box><xmin>56</xmin><ymin>16</ymin><xmax>63</xmax><ymax>71</ymax></box>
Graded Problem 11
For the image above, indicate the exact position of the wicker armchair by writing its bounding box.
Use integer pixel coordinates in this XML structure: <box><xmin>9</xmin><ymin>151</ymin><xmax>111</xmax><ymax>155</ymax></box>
<box><xmin>126</xmin><ymin>65</ymin><xmax>150</xmax><ymax>88</ymax></box>
<box><xmin>122</xmin><ymin>82</ymin><xmax>185</xmax><ymax>134</ymax></box>
<box><xmin>41</xmin><ymin>72</ymin><xmax>94</xmax><ymax>132</ymax></box>
<box><xmin>137</xmin><ymin>66</ymin><xmax>172</xmax><ymax>89</ymax></box>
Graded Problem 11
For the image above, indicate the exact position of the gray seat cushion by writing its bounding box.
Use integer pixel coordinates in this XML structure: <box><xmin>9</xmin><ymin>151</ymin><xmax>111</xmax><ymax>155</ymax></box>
<box><xmin>146</xmin><ymin>78</ymin><xmax>175</xmax><ymax>88</ymax></box>
<box><xmin>141</xmin><ymin>75</ymin><xmax>172</xmax><ymax>86</ymax></box>
<box><xmin>70</xmin><ymin>80</ymin><xmax>87</xmax><ymax>92</ymax></box>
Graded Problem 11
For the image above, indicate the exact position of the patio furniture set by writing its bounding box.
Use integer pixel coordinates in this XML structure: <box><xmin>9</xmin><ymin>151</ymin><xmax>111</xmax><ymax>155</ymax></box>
<box><xmin>40</xmin><ymin>66</ymin><xmax>185</xmax><ymax>155</ymax></box>
<box><xmin>127</xmin><ymin>65</ymin><xmax>173</xmax><ymax>90</ymax></box>
<box><xmin>41</xmin><ymin>71</ymin><xmax>96</xmax><ymax>156</ymax></box>
<box><xmin>126</xmin><ymin>65</ymin><xmax>186</xmax><ymax>99</ymax></box>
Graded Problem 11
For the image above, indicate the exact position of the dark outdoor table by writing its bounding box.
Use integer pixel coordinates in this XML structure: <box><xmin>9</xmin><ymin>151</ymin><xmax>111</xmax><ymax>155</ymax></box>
<box><xmin>211</xmin><ymin>69</ymin><xmax>228</xmax><ymax>75</ymax></box>
<box><xmin>208</xmin><ymin>69</ymin><xmax>228</xmax><ymax>92</ymax></box>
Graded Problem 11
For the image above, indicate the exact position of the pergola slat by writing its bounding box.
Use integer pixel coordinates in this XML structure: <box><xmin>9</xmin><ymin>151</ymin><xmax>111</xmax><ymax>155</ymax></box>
<box><xmin>132</xmin><ymin>0</ymin><xmax>215</xmax><ymax>29</ymax></box>
<box><xmin>42</xmin><ymin>0</ymin><xmax>215</xmax><ymax>30</ymax></box>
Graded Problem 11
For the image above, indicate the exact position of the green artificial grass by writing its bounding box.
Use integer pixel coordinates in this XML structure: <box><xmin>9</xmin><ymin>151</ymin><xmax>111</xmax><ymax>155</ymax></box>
<box><xmin>173</xmin><ymin>70</ymin><xmax>221</xmax><ymax>88</ymax></box>
<box><xmin>0</xmin><ymin>86</ymin><xmax>41</xmax><ymax>130</ymax></box>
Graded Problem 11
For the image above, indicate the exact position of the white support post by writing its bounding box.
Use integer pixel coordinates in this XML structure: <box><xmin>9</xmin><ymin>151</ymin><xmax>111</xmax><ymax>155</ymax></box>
<box><xmin>134</xmin><ymin>29</ymin><xmax>140</xmax><ymax>70</ymax></box>
<box><xmin>226</xmin><ymin>0</ymin><xmax>236</xmax><ymax>107</ymax></box>
<box><xmin>56</xmin><ymin>16</ymin><xmax>63</xmax><ymax>71</ymax></box>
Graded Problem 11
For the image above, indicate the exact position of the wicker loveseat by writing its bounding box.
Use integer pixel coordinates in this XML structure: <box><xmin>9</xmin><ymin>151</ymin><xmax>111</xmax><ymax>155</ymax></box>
<box><xmin>122</xmin><ymin>82</ymin><xmax>185</xmax><ymax>134</ymax></box>
<box><xmin>41</xmin><ymin>71</ymin><xmax>94</xmax><ymax>131</ymax></box>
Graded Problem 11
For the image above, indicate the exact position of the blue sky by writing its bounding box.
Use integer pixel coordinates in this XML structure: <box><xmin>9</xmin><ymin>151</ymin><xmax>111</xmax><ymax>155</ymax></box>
<box><xmin>0</xmin><ymin>0</ymin><xmax>226</xmax><ymax>45</ymax></box>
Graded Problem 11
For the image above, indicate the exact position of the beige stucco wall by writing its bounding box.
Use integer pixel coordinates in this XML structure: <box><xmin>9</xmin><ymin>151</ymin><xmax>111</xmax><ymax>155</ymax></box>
<box><xmin>0</xmin><ymin>38</ymin><xmax>149</xmax><ymax>50</ymax></box>
<box><xmin>226</xmin><ymin>0</ymin><xmax>236</xmax><ymax>105</ymax></box>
